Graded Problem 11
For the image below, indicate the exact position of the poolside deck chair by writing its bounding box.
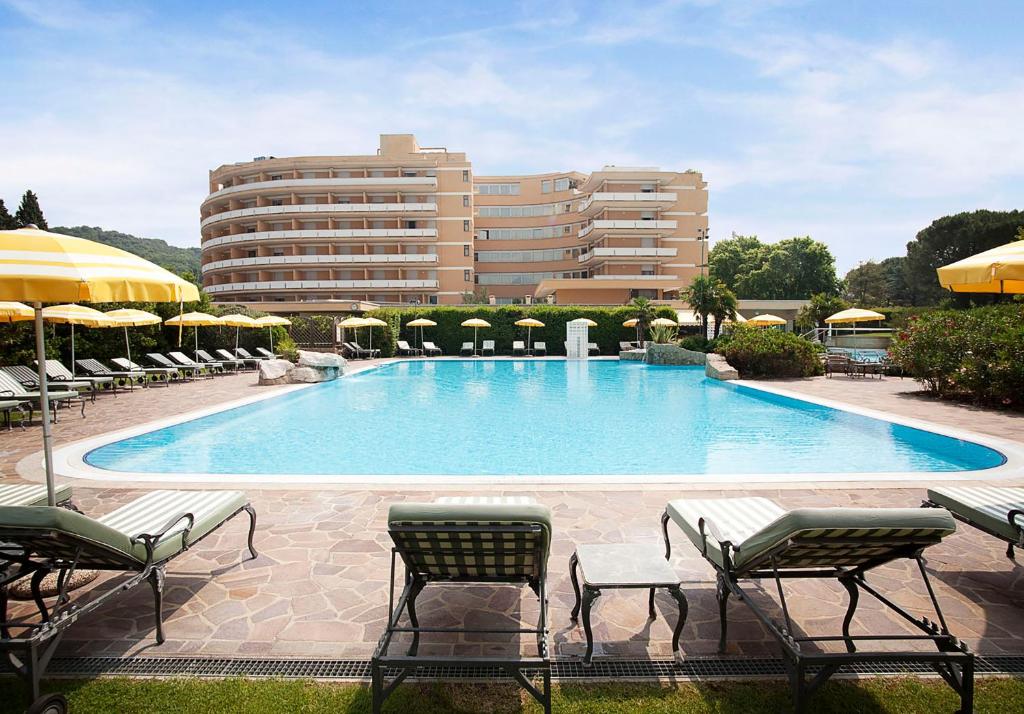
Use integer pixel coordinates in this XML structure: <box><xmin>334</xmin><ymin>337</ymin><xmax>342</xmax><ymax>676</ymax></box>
<box><xmin>396</xmin><ymin>340</ymin><xmax>422</xmax><ymax>356</ymax></box>
<box><xmin>460</xmin><ymin>342</ymin><xmax>475</xmax><ymax>356</ymax></box>
<box><xmin>0</xmin><ymin>482</ymin><xmax>74</xmax><ymax>508</ymax></box>
<box><xmin>255</xmin><ymin>347</ymin><xmax>279</xmax><ymax>359</ymax></box>
<box><xmin>0</xmin><ymin>399</ymin><xmax>27</xmax><ymax>430</ymax></box>
<box><xmin>2</xmin><ymin>365</ymin><xmax>97</xmax><ymax>402</ymax></box>
<box><xmin>196</xmin><ymin>349</ymin><xmax>243</xmax><ymax>372</ymax></box>
<box><xmin>481</xmin><ymin>340</ymin><xmax>495</xmax><ymax>357</ymax></box>
<box><xmin>218</xmin><ymin>348</ymin><xmax>259</xmax><ymax>370</ymax></box>
<box><xmin>348</xmin><ymin>342</ymin><xmax>380</xmax><ymax>359</ymax></box>
<box><xmin>587</xmin><ymin>342</ymin><xmax>600</xmax><ymax>356</ymax></box>
<box><xmin>235</xmin><ymin>347</ymin><xmax>267</xmax><ymax>362</ymax></box>
<box><xmin>619</xmin><ymin>341</ymin><xmax>639</xmax><ymax>352</ymax></box>
<box><xmin>169</xmin><ymin>351</ymin><xmax>223</xmax><ymax>376</ymax></box>
<box><xmin>512</xmin><ymin>340</ymin><xmax>527</xmax><ymax>356</ymax></box>
<box><xmin>42</xmin><ymin>359</ymin><xmax>115</xmax><ymax>395</ymax></box>
<box><xmin>373</xmin><ymin>501</ymin><xmax>552</xmax><ymax>714</ymax></box>
<box><xmin>146</xmin><ymin>353</ymin><xmax>201</xmax><ymax>381</ymax></box>
<box><xmin>422</xmin><ymin>341</ymin><xmax>442</xmax><ymax>357</ymax></box>
<box><xmin>824</xmin><ymin>353</ymin><xmax>850</xmax><ymax>378</ymax></box>
<box><xmin>925</xmin><ymin>487</ymin><xmax>1024</xmax><ymax>560</ymax></box>
<box><xmin>0</xmin><ymin>490</ymin><xmax>257</xmax><ymax>712</ymax></box>
<box><xmin>533</xmin><ymin>341</ymin><xmax>546</xmax><ymax>356</ymax></box>
<box><xmin>110</xmin><ymin>357</ymin><xmax>179</xmax><ymax>387</ymax></box>
<box><xmin>75</xmin><ymin>358</ymin><xmax>143</xmax><ymax>391</ymax></box>
<box><xmin>661</xmin><ymin>497</ymin><xmax>972</xmax><ymax>713</ymax></box>
<box><xmin>0</xmin><ymin>371</ymin><xmax>85</xmax><ymax>423</ymax></box>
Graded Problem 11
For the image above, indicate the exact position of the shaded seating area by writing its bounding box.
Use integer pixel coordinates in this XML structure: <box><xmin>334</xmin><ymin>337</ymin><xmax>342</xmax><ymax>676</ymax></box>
<box><xmin>76</xmin><ymin>358</ymin><xmax>144</xmax><ymax>391</ymax></box>
<box><xmin>925</xmin><ymin>486</ymin><xmax>1024</xmax><ymax>559</ymax></box>
<box><xmin>661</xmin><ymin>496</ymin><xmax>973</xmax><ymax>713</ymax></box>
<box><xmin>2</xmin><ymin>365</ymin><xmax>96</xmax><ymax>402</ymax></box>
<box><xmin>0</xmin><ymin>371</ymin><xmax>85</xmax><ymax>422</ymax></box>
<box><xmin>0</xmin><ymin>490</ymin><xmax>258</xmax><ymax>712</ymax></box>
<box><xmin>42</xmin><ymin>359</ymin><xmax>114</xmax><ymax>395</ymax></box>
<box><xmin>373</xmin><ymin>500</ymin><xmax>552</xmax><ymax>714</ymax></box>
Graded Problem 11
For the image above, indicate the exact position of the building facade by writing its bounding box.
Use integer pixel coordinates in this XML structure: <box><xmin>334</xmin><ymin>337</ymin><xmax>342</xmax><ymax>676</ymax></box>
<box><xmin>200</xmin><ymin>135</ymin><xmax>707</xmax><ymax>308</ymax></box>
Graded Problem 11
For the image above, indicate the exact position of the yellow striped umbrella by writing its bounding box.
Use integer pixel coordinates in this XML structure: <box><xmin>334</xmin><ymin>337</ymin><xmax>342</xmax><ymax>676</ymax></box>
<box><xmin>746</xmin><ymin>313</ymin><xmax>787</xmax><ymax>327</ymax></box>
<box><xmin>104</xmin><ymin>308</ymin><xmax>162</xmax><ymax>367</ymax></box>
<box><xmin>824</xmin><ymin>308</ymin><xmax>885</xmax><ymax>324</ymax></box>
<box><xmin>514</xmin><ymin>318</ymin><xmax>544</xmax><ymax>349</ymax></box>
<box><xmin>406</xmin><ymin>317</ymin><xmax>436</xmax><ymax>351</ymax></box>
<box><xmin>461</xmin><ymin>318</ymin><xmax>491</xmax><ymax>356</ymax></box>
<box><xmin>42</xmin><ymin>304</ymin><xmax>113</xmax><ymax>376</ymax></box>
<box><xmin>937</xmin><ymin>240</ymin><xmax>1024</xmax><ymax>294</ymax></box>
<box><xmin>165</xmin><ymin>312</ymin><xmax>221</xmax><ymax>357</ymax></box>
<box><xmin>219</xmin><ymin>314</ymin><xmax>259</xmax><ymax>352</ymax></box>
<box><xmin>0</xmin><ymin>227</ymin><xmax>201</xmax><ymax>506</ymax></box>
<box><xmin>253</xmin><ymin>315</ymin><xmax>291</xmax><ymax>353</ymax></box>
<box><xmin>650</xmin><ymin>317</ymin><xmax>678</xmax><ymax>327</ymax></box>
<box><xmin>0</xmin><ymin>301</ymin><xmax>34</xmax><ymax>322</ymax></box>
<box><xmin>362</xmin><ymin>316</ymin><xmax>388</xmax><ymax>352</ymax></box>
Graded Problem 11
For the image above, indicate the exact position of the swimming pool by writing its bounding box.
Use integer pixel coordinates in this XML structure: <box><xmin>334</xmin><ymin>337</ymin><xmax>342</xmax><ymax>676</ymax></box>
<box><xmin>81</xmin><ymin>360</ymin><xmax>1005</xmax><ymax>479</ymax></box>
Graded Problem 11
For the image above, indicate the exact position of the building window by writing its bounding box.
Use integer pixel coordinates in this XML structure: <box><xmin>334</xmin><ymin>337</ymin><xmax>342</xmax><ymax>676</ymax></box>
<box><xmin>428</xmin><ymin>295</ymin><xmax>438</xmax><ymax>305</ymax></box>
<box><xmin>463</xmin><ymin>245</ymin><xmax>470</xmax><ymax>256</ymax></box>
<box><xmin>402</xmin><ymin>170</ymin><xmax>416</xmax><ymax>177</ymax></box>
<box><xmin>554</xmin><ymin>178</ymin><xmax>570</xmax><ymax>191</ymax></box>
<box><xmin>246</xmin><ymin>249</ymin><xmax>257</xmax><ymax>258</ymax></box>
<box><xmin>272</xmin><ymin>248</ymin><xmax>285</xmax><ymax>257</ymax></box>
<box><xmin>270</xmin><ymin>198</ymin><xmax>283</xmax><ymax>206</ymax></box>
<box><xmin>335</xmin><ymin>170</ymin><xmax>350</xmax><ymax>178</ymax></box>
<box><xmin>464</xmin><ymin>269</ymin><xmax>471</xmax><ymax>282</ymax></box>
<box><xmin>270</xmin><ymin>174</ymin><xmax>282</xmax><ymax>181</ymax></box>
<box><xmin>463</xmin><ymin>220</ymin><xmax>470</xmax><ymax>231</ymax></box>
<box><xmin>245</xmin><ymin>227</ymin><xmax>256</xmax><ymax>234</ymax></box>
<box><xmin>303</xmin><ymin>196</ymin><xmax>317</xmax><ymax>204</ymax></box>
<box><xmin>463</xmin><ymin>195</ymin><xmax>471</xmax><ymax>207</ymax></box>
<box><xmin>476</xmin><ymin>183</ymin><xmax>520</xmax><ymax>195</ymax></box>
<box><xmin>407</xmin><ymin>220</ymin><xmax>417</xmax><ymax>229</ymax></box>
<box><xmin>462</xmin><ymin>170</ymin><xmax>469</xmax><ymax>182</ymax></box>
<box><xmin>370</xmin><ymin>170</ymin><xmax>385</xmax><ymax>178</ymax></box>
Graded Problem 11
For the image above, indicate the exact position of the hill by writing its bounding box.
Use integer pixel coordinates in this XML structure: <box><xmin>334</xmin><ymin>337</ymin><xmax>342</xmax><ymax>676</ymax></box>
<box><xmin>52</xmin><ymin>226</ymin><xmax>201</xmax><ymax>277</ymax></box>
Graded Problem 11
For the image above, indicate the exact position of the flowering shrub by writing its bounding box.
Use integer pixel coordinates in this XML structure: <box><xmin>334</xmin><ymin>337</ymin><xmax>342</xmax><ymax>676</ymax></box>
<box><xmin>717</xmin><ymin>326</ymin><xmax>823</xmax><ymax>378</ymax></box>
<box><xmin>889</xmin><ymin>305</ymin><xmax>1024</xmax><ymax>407</ymax></box>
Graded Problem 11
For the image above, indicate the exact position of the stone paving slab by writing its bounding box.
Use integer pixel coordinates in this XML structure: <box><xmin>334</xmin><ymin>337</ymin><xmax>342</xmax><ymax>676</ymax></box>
<box><xmin>2</xmin><ymin>367</ymin><xmax>1023</xmax><ymax>663</ymax></box>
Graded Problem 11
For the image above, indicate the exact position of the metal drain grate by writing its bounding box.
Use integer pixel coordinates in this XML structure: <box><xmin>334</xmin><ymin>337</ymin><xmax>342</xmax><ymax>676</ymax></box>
<box><xmin>34</xmin><ymin>654</ymin><xmax>1024</xmax><ymax>682</ymax></box>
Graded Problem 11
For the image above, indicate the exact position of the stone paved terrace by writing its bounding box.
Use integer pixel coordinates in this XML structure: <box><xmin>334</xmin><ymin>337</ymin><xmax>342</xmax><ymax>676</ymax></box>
<box><xmin>3</xmin><ymin>364</ymin><xmax>1024</xmax><ymax>663</ymax></box>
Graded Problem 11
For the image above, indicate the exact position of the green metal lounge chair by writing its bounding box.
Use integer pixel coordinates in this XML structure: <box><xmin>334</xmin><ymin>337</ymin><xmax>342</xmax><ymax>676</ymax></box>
<box><xmin>0</xmin><ymin>489</ymin><xmax>257</xmax><ymax>713</ymax></box>
<box><xmin>2</xmin><ymin>366</ymin><xmax>95</xmax><ymax>403</ymax></box>
<box><xmin>348</xmin><ymin>342</ymin><xmax>379</xmax><ymax>359</ymax></box>
<box><xmin>146</xmin><ymin>353</ymin><xmax>201</xmax><ymax>381</ymax></box>
<box><xmin>925</xmin><ymin>486</ymin><xmax>1024</xmax><ymax>559</ymax></box>
<box><xmin>169</xmin><ymin>351</ymin><xmax>222</xmax><ymax>376</ymax></box>
<box><xmin>235</xmin><ymin>347</ymin><xmax>267</xmax><ymax>361</ymax></box>
<box><xmin>42</xmin><ymin>359</ymin><xmax>115</xmax><ymax>395</ymax></box>
<box><xmin>661</xmin><ymin>497</ymin><xmax>972</xmax><ymax>714</ymax></box>
<box><xmin>0</xmin><ymin>483</ymin><xmax>73</xmax><ymax>508</ymax></box>
<box><xmin>110</xmin><ymin>357</ymin><xmax>179</xmax><ymax>387</ymax></box>
<box><xmin>75</xmin><ymin>359</ymin><xmax>143</xmax><ymax>391</ymax></box>
<box><xmin>196</xmin><ymin>349</ymin><xmax>243</xmax><ymax>372</ymax></box>
<box><xmin>0</xmin><ymin>372</ymin><xmax>85</xmax><ymax>423</ymax></box>
<box><xmin>218</xmin><ymin>348</ymin><xmax>259</xmax><ymax>369</ymax></box>
<box><xmin>373</xmin><ymin>501</ymin><xmax>552</xmax><ymax>714</ymax></box>
<box><xmin>255</xmin><ymin>347</ymin><xmax>278</xmax><ymax>359</ymax></box>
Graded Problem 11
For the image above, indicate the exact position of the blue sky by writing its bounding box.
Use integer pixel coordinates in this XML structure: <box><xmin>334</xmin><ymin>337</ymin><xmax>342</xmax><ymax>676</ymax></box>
<box><xmin>1</xmin><ymin>0</ymin><xmax>1022</xmax><ymax>274</ymax></box>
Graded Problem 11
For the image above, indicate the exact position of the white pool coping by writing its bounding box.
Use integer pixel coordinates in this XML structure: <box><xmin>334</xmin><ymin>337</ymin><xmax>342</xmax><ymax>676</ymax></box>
<box><xmin>37</xmin><ymin>359</ymin><xmax>1024</xmax><ymax>489</ymax></box>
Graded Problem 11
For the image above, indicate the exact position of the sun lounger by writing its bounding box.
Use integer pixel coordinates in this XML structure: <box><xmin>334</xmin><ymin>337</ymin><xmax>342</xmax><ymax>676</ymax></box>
<box><xmin>0</xmin><ymin>489</ymin><xmax>257</xmax><ymax>711</ymax></box>
<box><xmin>110</xmin><ymin>357</ymin><xmax>179</xmax><ymax>387</ymax></box>
<box><xmin>460</xmin><ymin>342</ymin><xmax>475</xmax><ymax>356</ymax></box>
<box><xmin>481</xmin><ymin>340</ymin><xmax>495</xmax><ymax>357</ymax></box>
<box><xmin>587</xmin><ymin>342</ymin><xmax>600</xmax><ymax>356</ymax></box>
<box><xmin>619</xmin><ymin>341</ymin><xmax>640</xmax><ymax>352</ymax></box>
<box><xmin>661</xmin><ymin>496</ymin><xmax>972</xmax><ymax>713</ymax></box>
<box><xmin>512</xmin><ymin>340</ymin><xmax>527</xmax><ymax>356</ymax></box>
<box><xmin>396</xmin><ymin>340</ymin><xmax>422</xmax><ymax>356</ymax></box>
<box><xmin>533</xmin><ymin>341</ymin><xmax>546</xmax><ymax>357</ymax></box>
<box><xmin>0</xmin><ymin>399</ymin><xmax>27</xmax><ymax>430</ymax></box>
<box><xmin>170</xmin><ymin>351</ymin><xmax>223</xmax><ymax>376</ymax></box>
<box><xmin>372</xmin><ymin>501</ymin><xmax>552</xmax><ymax>714</ymax></box>
<box><xmin>3</xmin><ymin>365</ymin><xmax>96</xmax><ymax>402</ymax></box>
<box><xmin>75</xmin><ymin>358</ymin><xmax>144</xmax><ymax>391</ymax></box>
<box><xmin>43</xmin><ymin>359</ymin><xmax>115</xmax><ymax>395</ymax></box>
<box><xmin>349</xmin><ymin>341</ymin><xmax>379</xmax><ymax>359</ymax></box>
<box><xmin>255</xmin><ymin>347</ymin><xmax>279</xmax><ymax>359</ymax></box>
<box><xmin>422</xmin><ymin>341</ymin><xmax>442</xmax><ymax>357</ymax></box>
<box><xmin>196</xmin><ymin>349</ymin><xmax>243</xmax><ymax>372</ymax></box>
<box><xmin>824</xmin><ymin>353</ymin><xmax>850</xmax><ymax>378</ymax></box>
<box><xmin>218</xmin><ymin>348</ymin><xmax>259</xmax><ymax>369</ymax></box>
<box><xmin>235</xmin><ymin>347</ymin><xmax>267</xmax><ymax>362</ymax></box>
<box><xmin>144</xmin><ymin>353</ymin><xmax>198</xmax><ymax>381</ymax></box>
<box><xmin>925</xmin><ymin>486</ymin><xmax>1024</xmax><ymax>559</ymax></box>
<box><xmin>0</xmin><ymin>482</ymin><xmax>73</xmax><ymax>507</ymax></box>
<box><xmin>0</xmin><ymin>371</ymin><xmax>85</xmax><ymax>422</ymax></box>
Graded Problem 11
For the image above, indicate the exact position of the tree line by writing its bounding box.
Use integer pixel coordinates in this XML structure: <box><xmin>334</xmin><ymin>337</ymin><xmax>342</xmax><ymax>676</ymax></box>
<box><xmin>0</xmin><ymin>190</ymin><xmax>48</xmax><ymax>229</ymax></box>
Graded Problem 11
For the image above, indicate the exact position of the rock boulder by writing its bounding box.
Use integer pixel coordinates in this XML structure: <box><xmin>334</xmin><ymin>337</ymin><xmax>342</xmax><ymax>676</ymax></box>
<box><xmin>257</xmin><ymin>359</ymin><xmax>293</xmax><ymax>385</ymax></box>
<box><xmin>705</xmin><ymin>353</ymin><xmax>739</xmax><ymax>381</ymax></box>
<box><xmin>298</xmin><ymin>350</ymin><xmax>347</xmax><ymax>369</ymax></box>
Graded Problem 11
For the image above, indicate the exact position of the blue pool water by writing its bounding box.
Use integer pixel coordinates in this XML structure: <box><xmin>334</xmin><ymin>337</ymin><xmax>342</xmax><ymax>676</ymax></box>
<box><xmin>85</xmin><ymin>360</ymin><xmax>1005</xmax><ymax>476</ymax></box>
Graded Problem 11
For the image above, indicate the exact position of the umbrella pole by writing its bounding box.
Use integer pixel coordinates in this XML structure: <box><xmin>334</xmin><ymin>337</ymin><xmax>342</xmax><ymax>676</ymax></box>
<box><xmin>33</xmin><ymin>304</ymin><xmax>56</xmax><ymax>506</ymax></box>
<box><xmin>235</xmin><ymin>325</ymin><xmax>240</xmax><ymax>352</ymax></box>
<box><xmin>195</xmin><ymin>326</ymin><xmax>200</xmax><ymax>359</ymax></box>
<box><xmin>269</xmin><ymin>326</ymin><xmax>274</xmax><ymax>354</ymax></box>
<box><xmin>123</xmin><ymin>325</ymin><xmax>132</xmax><ymax>365</ymax></box>
<box><xmin>474</xmin><ymin>327</ymin><xmax>478</xmax><ymax>356</ymax></box>
<box><xmin>70</xmin><ymin>323</ymin><xmax>75</xmax><ymax>376</ymax></box>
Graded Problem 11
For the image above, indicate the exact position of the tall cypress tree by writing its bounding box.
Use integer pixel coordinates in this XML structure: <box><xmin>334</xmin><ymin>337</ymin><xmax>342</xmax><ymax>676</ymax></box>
<box><xmin>15</xmin><ymin>190</ymin><xmax>47</xmax><ymax>229</ymax></box>
<box><xmin>0</xmin><ymin>199</ymin><xmax>17</xmax><ymax>230</ymax></box>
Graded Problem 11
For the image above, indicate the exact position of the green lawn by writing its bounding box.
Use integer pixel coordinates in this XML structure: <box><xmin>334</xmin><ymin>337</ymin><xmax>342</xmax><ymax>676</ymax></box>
<box><xmin>2</xmin><ymin>677</ymin><xmax>1020</xmax><ymax>713</ymax></box>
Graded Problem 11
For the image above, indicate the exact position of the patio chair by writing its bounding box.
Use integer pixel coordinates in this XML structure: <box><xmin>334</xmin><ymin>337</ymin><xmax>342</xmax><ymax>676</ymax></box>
<box><xmin>460</xmin><ymin>342</ymin><xmax>475</xmax><ymax>356</ymax></box>
<box><xmin>422</xmin><ymin>341</ymin><xmax>442</xmax><ymax>357</ymax></box>
<box><xmin>110</xmin><ymin>357</ymin><xmax>179</xmax><ymax>387</ymax></box>
<box><xmin>349</xmin><ymin>341</ymin><xmax>379</xmax><ymax>359</ymax></box>
<box><xmin>196</xmin><ymin>349</ymin><xmax>243</xmax><ymax>372</ymax></box>
<box><xmin>481</xmin><ymin>340</ymin><xmax>495</xmax><ymax>357</ymax></box>
<box><xmin>146</xmin><ymin>353</ymin><xmax>201</xmax><ymax>381</ymax></box>
<box><xmin>255</xmin><ymin>347</ymin><xmax>279</xmax><ymax>359</ymax></box>
<box><xmin>43</xmin><ymin>359</ymin><xmax>115</xmax><ymax>395</ymax></box>
<box><xmin>587</xmin><ymin>342</ymin><xmax>600</xmax><ymax>356</ymax></box>
<box><xmin>0</xmin><ymin>399</ymin><xmax>27</xmax><ymax>430</ymax></box>
<box><xmin>0</xmin><ymin>489</ymin><xmax>257</xmax><ymax>712</ymax></box>
<box><xmin>396</xmin><ymin>340</ymin><xmax>422</xmax><ymax>357</ymax></box>
<box><xmin>75</xmin><ymin>358</ymin><xmax>144</xmax><ymax>391</ymax></box>
<box><xmin>925</xmin><ymin>486</ymin><xmax>1024</xmax><ymax>560</ymax></box>
<box><xmin>373</xmin><ymin>501</ymin><xmax>552</xmax><ymax>714</ymax></box>
<box><xmin>824</xmin><ymin>353</ymin><xmax>850</xmax><ymax>378</ymax></box>
<box><xmin>0</xmin><ymin>482</ymin><xmax>74</xmax><ymax>508</ymax></box>
<box><xmin>619</xmin><ymin>341</ymin><xmax>640</xmax><ymax>352</ymax></box>
<box><xmin>512</xmin><ymin>340</ymin><xmax>527</xmax><ymax>356</ymax></box>
<box><xmin>218</xmin><ymin>348</ymin><xmax>259</xmax><ymax>370</ymax></box>
<box><xmin>0</xmin><ymin>371</ymin><xmax>85</xmax><ymax>423</ymax></box>
<box><xmin>2</xmin><ymin>365</ymin><xmax>97</xmax><ymax>402</ymax></box>
<box><xmin>533</xmin><ymin>341</ymin><xmax>547</xmax><ymax>357</ymax></box>
<box><xmin>660</xmin><ymin>497</ymin><xmax>972</xmax><ymax>713</ymax></box>
<box><xmin>169</xmin><ymin>351</ymin><xmax>223</xmax><ymax>376</ymax></box>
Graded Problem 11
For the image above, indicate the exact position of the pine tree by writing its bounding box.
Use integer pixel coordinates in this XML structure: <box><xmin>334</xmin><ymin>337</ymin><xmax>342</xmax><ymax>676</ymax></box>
<box><xmin>0</xmin><ymin>199</ymin><xmax>17</xmax><ymax>230</ymax></box>
<box><xmin>15</xmin><ymin>190</ymin><xmax>47</xmax><ymax>229</ymax></box>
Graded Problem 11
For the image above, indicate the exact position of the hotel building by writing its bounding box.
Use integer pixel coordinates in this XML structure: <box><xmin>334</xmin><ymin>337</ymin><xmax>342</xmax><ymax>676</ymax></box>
<box><xmin>200</xmin><ymin>135</ymin><xmax>707</xmax><ymax>308</ymax></box>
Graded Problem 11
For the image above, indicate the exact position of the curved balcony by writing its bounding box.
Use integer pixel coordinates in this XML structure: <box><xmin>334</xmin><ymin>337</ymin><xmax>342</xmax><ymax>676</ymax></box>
<box><xmin>578</xmin><ymin>247</ymin><xmax>677</xmax><ymax>263</ymax></box>
<box><xmin>202</xmin><ymin>228</ymin><xmax>437</xmax><ymax>250</ymax></box>
<box><xmin>206</xmin><ymin>176</ymin><xmax>437</xmax><ymax>201</ymax></box>
<box><xmin>206</xmin><ymin>279</ymin><xmax>439</xmax><ymax>294</ymax></box>
<box><xmin>203</xmin><ymin>254</ymin><xmax>439</xmax><ymax>272</ymax></box>
<box><xmin>200</xmin><ymin>203</ymin><xmax>437</xmax><ymax>229</ymax></box>
<box><xmin>577</xmin><ymin>192</ymin><xmax>677</xmax><ymax>217</ymax></box>
<box><xmin>578</xmin><ymin>220</ymin><xmax>677</xmax><ymax>240</ymax></box>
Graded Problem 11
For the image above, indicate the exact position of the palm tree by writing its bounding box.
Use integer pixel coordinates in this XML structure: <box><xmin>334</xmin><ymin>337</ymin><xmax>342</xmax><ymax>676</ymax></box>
<box><xmin>682</xmin><ymin>275</ymin><xmax>716</xmax><ymax>337</ymax></box>
<box><xmin>628</xmin><ymin>296</ymin><xmax>656</xmax><ymax>345</ymax></box>
<box><xmin>710</xmin><ymin>285</ymin><xmax>738</xmax><ymax>339</ymax></box>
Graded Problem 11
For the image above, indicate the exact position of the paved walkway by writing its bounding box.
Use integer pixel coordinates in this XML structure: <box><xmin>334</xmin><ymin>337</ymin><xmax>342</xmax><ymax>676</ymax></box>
<box><xmin>3</xmin><ymin>367</ymin><xmax>1023</xmax><ymax>662</ymax></box>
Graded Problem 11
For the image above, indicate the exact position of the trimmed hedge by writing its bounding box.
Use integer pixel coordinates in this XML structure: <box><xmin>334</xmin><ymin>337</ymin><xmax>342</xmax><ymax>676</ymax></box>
<box><xmin>889</xmin><ymin>305</ymin><xmax>1024</xmax><ymax>407</ymax></box>
<box><xmin>716</xmin><ymin>326</ymin><xmax>823</xmax><ymax>378</ymax></box>
<box><xmin>362</xmin><ymin>305</ymin><xmax>678</xmax><ymax>358</ymax></box>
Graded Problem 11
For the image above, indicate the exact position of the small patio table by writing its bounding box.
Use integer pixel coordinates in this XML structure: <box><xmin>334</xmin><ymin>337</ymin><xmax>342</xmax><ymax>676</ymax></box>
<box><xmin>569</xmin><ymin>543</ymin><xmax>688</xmax><ymax>665</ymax></box>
